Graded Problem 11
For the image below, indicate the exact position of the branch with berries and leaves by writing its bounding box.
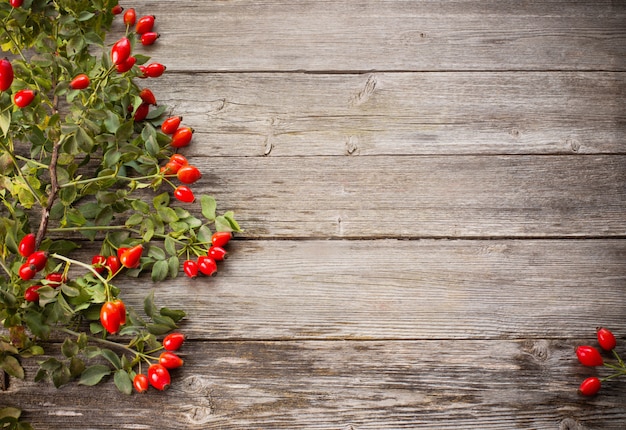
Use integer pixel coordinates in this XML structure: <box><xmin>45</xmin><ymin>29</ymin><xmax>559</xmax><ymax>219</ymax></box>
<box><xmin>0</xmin><ymin>0</ymin><xmax>241</xmax><ymax>403</ymax></box>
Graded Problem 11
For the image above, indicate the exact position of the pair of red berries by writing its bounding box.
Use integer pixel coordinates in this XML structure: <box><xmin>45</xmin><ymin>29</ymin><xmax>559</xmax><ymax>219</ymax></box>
<box><xmin>576</xmin><ymin>327</ymin><xmax>619</xmax><ymax>396</ymax></box>
<box><xmin>159</xmin><ymin>153</ymin><xmax>202</xmax><ymax>203</ymax></box>
<box><xmin>161</xmin><ymin>115</ymin><xmax>195</xmax><ymax>149</ymax></box>
<box><xmin>18</xmin><ymin>233</ymin><xmax>48</xmax><ymax>281</ymax></box>
<box><xmin>93</xmin><ymin>245</ymin><xmax>144</xmax><ymax>277</ymax></box>
<box><xmin>183</xmin><ymin>232</ymin><xmax>232</xmax><ymax>278</ymax></box>
<box><xmin>2</xmin><ymin>56</ymin><xmax>37</xmax><ymax>107</ymax></box>
<box><xmin>133</xmin><ymin>333</ymin><xmax>186</xmax><ymax>393</ymax></box>
<box><xmin>24</xmin><ymin>272</ymin><xmax>67</xmax><ymax>303</ymax></box>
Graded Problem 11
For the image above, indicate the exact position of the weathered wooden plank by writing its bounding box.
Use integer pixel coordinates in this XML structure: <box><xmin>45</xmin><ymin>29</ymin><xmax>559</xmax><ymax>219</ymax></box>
<box><xmin>55</xmin><ymin>239</ymin><xmax>626</xmax><ymax>341</ymax></box>
<box><xmin>5</xmin><ymin>339</ymin><xmax>626</xmax><ymax>429</ymax></box>
<box><xmin>119</xmin><ymin>0</ymin><xmax>626</xmax><ymax>72</ymax></box>
<box><xmin>143</xmin><ymin>72</ymin><xmax>626</xmax><ymax>156</ymax></box>
<box><xmin>181</xmin><ymin>155</ymin><xmax>626</xmax><ymax>238</ymax></box>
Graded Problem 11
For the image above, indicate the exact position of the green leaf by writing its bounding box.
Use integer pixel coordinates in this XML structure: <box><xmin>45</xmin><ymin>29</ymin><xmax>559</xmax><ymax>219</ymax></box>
<box><xmin>69</xmin><ymin>356</ymin><xmax>85</xmax><ymax>378</ymax></box>
<box><xmin>61</xmin><ymin>338</ymin><xmax>79</xmax><ymax>358</ymax></box>
<box><xmin>146</xmin><ymin>324</ymin><xmax>173</xmax><ymax>336</ymax></box>
<box><xmin>197</xmin><ymin>225</ymin><xmax>213</xmax><ymax>244</ymax></box>
<box><xmin>157</xmin><ymin>206</ymin><xmax>178</xmax><ymax>223</ymax></box>
<box><xmin>151</xmin><ymin>260</ymin><xmax>169</xmax><ymax>282</ymax></box>
<box><xmin>0</xmin><ymin>407</ymin><xmax>21</xmax><ymax>420</ymax></box>
<box><xmin>52</xmin><ymin>365</ymin><xmax>71</xmax><ymax>388</ymax></box>
<box><xmin>164</xmin><ymin>236</ymin><xmax>177</xmax><ymax>256</ymax></box>
<box><xmin>153</xmin><ymin>192</ymin><xmax>170</xmax><ymax>208</ymax></box>
<box><xmin>0</xmin><ymin>109</ymin><xmax>10</xmax><ymax>137</ymax></box>
<box><xmin>148</xmin><ymin>246</ymin><xmax>166</xmax><ymax>260</ymax></box>
<box><xmin>78</xmin><ymin>364</ymin><xmax>111</xmax><ymax>386</ymax></box>
<box><xmin>114</xmin><ymin>369</ymin><xmax>133</xmax><ymax>395</ymax></box>
<box><xmin>214</xmin><ymin>216</ymin><xmax>232</xmax><ymax>232</ymax></box>
<box><xmin>160</xmin><ymin>307</ymin><xmax>186</xmax><ymax>323</ymax></box>
<box><xmin>100</xmin><ymin>349</ymin><xmax>121</xmax><ymax>369</ymax></box>
<box><xmin>200</xmin><ymin>195</ymin><xmax>217</xmax><ymax>221</ymax></box>
<box><xmin>168</xmin><ymin>255</ymin><xmax>179</xmax><ymax>278</ymax></box>
<box><xmin>144</xmin><ymin>290</ymin><xmax>157</xmax><ymax>318</ymax></box>
<box><xmin>0</xmin><ymin>354</ymin><xmax>24</xmax><ymax>379</ymax></box>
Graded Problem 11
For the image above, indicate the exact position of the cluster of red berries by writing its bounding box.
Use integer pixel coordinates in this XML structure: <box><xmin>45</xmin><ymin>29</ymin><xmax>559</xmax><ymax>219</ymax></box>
<box><xmin>183</xmin><ymin>231</ymin><xmax>232</xmax><ymax>278</ymax></box>
<box><xmin>575</xmin><ymin>327</ymin><xmax>624</xmax><ymax>396</ymax></box>
<box><xmin>160</xmin><ymin>152</ymin><xmax>201</xmax><ymax>203</ymax></box>
<box><xmin>133</xmin><ymin>332</ymin><xmax>186</xmax><ymax>392</ymax></box>
<box><xmin>17</xmin><ymin>233</ymin><xmax>70</xmax><ymax>303</ymax></box>
<box><xmin>0</xmin><ymin>57</ymin><xmax>37</xmax><ymax>108</ymax></box>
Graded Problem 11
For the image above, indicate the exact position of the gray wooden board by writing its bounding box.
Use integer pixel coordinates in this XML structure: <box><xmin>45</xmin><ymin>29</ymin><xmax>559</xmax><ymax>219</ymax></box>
<box><xmin>5</xmin><ymin>340</ymin><xmax>626</xmax><ymax>429</ymax></box>
<box><xmin>142</xmin><ymin>72</ymin><xmax>626</xmax><ymax>156</ymax></box>
<box><xmin>120</xmin><ymin>0</ymin><xmax>626</xmax><ymax>72</ymax></box>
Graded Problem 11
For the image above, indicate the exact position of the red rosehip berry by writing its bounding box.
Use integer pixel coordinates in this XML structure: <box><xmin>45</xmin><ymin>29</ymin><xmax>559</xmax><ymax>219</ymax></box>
<box><xmin>133</xmin><ymin>103</ymin><xmax>150</xmax><ymax>121</ymax></box>
<box><xmin>26</xmin><ymin>250</ymin><xmax>48</xmax><ymax>272</ymax></box>
<box><xmin>92</xmin><ymin>255</ymin><xmax>107</xmax><ymax>274</ymax></box>
<box><xmin>170</xmin><ymin>126</ymin><xmax>193</xmax><ymax>148</ymax></box>
<box><xmin>143</xmin><ymin>63</ymin><xmax>166</xmax><ymax>78</ymax></box>
<box><xmin>161</xmin><ymin>116</ymin><xmax>182</xmax><ymax>135</ymax></box>
<box><xmin>578</xmin><ymin>376</ymin><xmax>601</xmax><ymax>396</ymax></box>
<box><xmin>176</xmin><ymin>165</ymin><xmax>202</xmax><ymax>184</ymax></box>
<box><xmin>197</xmin><ymin>256</ymin><xmax>217</xmax><ymax>277</ymax></box>
<box><xmin>105</xmin><ymin>255</ymin><xmax>121</xmax><ymax>276</ymax></box>
<box><xmin>183</xmin><ymin>260</ymin><xmax>198</xmax><ymax>278</ymax></box>
<box><xmin>119</xmin><ymin>244</ymin><xmax>143</xmax><ymax>269</ymax></box>
<box><xmin>10</xmin><ymin>0</ymin><xmax>23</xmax><ymax>8</ymax></box>
<box><xmin>160</xmin><ymin>161</ymin><xmax>182</xmax><ymax>175</ymax></box>
<box><xmin>596</xmin><ymin>327</ymin><xmax>617</xmax><ymax>351</ymax></box>
<box><xmin>69</xmin><ymin>73</ymin><xmax>90</xmax><ymax>90</ymax></box>
<box><xmin>162</xmin><ymin>332</ymin><xmax>186</xmax><ymax>351</ymax></box>
<box><xmin>159</xmin><ymin>351</ymin><xmax>184</xmax><ymax>369</ymax></box>
<box><xmin>576</xmin><ymin>345</ymin><xmax>603</xmax><ymax>367</ymax></box>
<box><xmin>111</xmin><ymin>4</ymin><xmax>123</xmax><ymax>15</ymax></box>
<box><xmin>174</xmin><ymin>185</ymin><xmax>195</xmax><ymax>203</ymax></box>
<box><xmin>170</xmin><ymin>153</ymin><xmax>189</xmax><ymax>168</ymax></box>
<box><xmin>140</xmin><ymin>32</ymin><xmax>160</xmax><ymax>46</ymax></box>
<box><xmin>208</xmin><ymin>246</ymin><xmax>228</xmax><ymax>261</ymax></box>
<box><xmin>116</xmin><ymin>56</ymin><xmax>136</xmax><ymax>73</ymax></box>
<box><xmin>13</xmin><ymin>89</ymin><xmax>36</xmax><ymax>108</ymax></box>
<box><xmin>211</xmin><ymin>231</ymin><xmax>232</xmax><ymax>248</ymax></box>
<box><xmin>135</xmin><ymin>15</ymin><xmax>156</xmax><ymax>35</ymax></box>
<box><xmin>0</xmin><ymin>58</ymin><xmax>14</xmax><ymax>91</ymax></box>
<box><xmin>24</xmin><ymin>285</ymin><xmax>42</xmax><ymax>302</ymax></box>
<box><xmin>139</xmin><ymin>88</ymin><xmax>157</xmax><ymax>105</ymax></box>
<box><xmin>111</xmin><ymin>37</ymin><xmax>131</xmax><ymax>65</ymax></box>
<box><xmin>100</xmin><ymin>300</ymin><xmax>126</xmax><ymax>334</ymax></box>
<box><xmin>147</xmin><ymin>363</ymin><xmax>170</xmax><ymax>391</ymax></box>
<box><xmin>45</xmin><ymin>272</ymin><xmax>66</xmax><ymax>288</ymax></box>
<box><xmin>18</xmin><ymin>263</ymin><xmax>37</xmax><ymax>281</ymax></box>
<box><xmin>133</xmin><ymin>373</ymin><xmax>149</xmax><ymax>393</ymax></box>
<box><xmin>123</xmin><ymin>8</ymin><xmax>136</xmax><ymax>26</ymax></box>
<box><xmin>18</xmin><ymin>233</ymin><xmax>36</xmax><ymax>258</ymax></box>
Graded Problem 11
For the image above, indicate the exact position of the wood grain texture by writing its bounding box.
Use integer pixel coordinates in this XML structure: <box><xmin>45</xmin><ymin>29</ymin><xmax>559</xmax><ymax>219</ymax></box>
<box><xmin>186</xmin><ymin>155</ymin><xmax>626</xmax><ymax>238</ymax></box>
<box><xmin>46</xmin><ymin>239</ymin><xmax>626</xmax><ymax>341</ymax></box>
<box><xmin>6</xmin><ymin>340</ymin><xmax>626</xmax><ymax>429</ymax></box>
<box><xmin>118</xmin><ymin>0</ymin><xmax>626</xmax><ymax>72</ymax></box>
<box><xmin>143</xmin><ymin>72</ymin><xmax>626</xmax><ymax>156</ymax></box>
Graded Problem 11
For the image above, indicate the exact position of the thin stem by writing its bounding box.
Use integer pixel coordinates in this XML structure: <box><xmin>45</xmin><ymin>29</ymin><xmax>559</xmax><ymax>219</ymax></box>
<box><xmin>50</xmin><ymin>253</ymin><xmax>109</xmax><ymax>288</ymax></box>
<box><xmin>57</xmin><ymin>327</ymin><xmax>157</xmax><ymax>363</ymax></box>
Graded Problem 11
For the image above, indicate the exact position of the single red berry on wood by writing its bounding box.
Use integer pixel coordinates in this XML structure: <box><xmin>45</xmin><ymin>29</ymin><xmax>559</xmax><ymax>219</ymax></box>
<box><xmin>19</xmin><ymin>263</ymin><xmax>37</xmax><ymax>281</ymax></box>
<box><xmin>170</xmin><ymin>126</ymin><xmax>193</xmax><ymax>148</ymax></box>
<box><xmin>0</xmin><ymin>58</ymin><xmax>14</xmax><ymax>91</ymax></box>
<box><xmin>135</xmin><ymin>15</ymin><xmax>156</xmax><ymax>34</ymax></box>
<box><xmin>177</xmin><ymin>165</ymin><xmax>202</xmax><ymax>184</ymax></box>
<box><xmin>139</xmin><ymin>88</ymin><xmax>157</xmax><ymax>105</ymax></box>
<box><xmin>183</xmin><ymin>260</ymin><xmax>198</xmax><ymax>278</ymax></box>
<box><xmin>163</xmin><ymin>332</ymin><xmax>186</xmax><ymax>351</ymax></box>
<box><xmin>111</xmin><ymin>4</ymin><xmax>123</xmax><ymax>15</ymax></box>
<box><xmin>26</xmin><ymin>250</ymin><xmax>48</xmax><ymax>272</ymax></box>
<box><xmin>159</xmin><ymin>351</ymin><xmax>184</xmax><ymax>369</ymax></box>
<box><xmin>133</xmin><ymin>373</ymin><xmax>149</xmax><ymax>393</ymax></box>
<box><xmin>123</xmin><ymin>8</ymin><xmax>136</xmax><ymax>26</ymax></box>
<box><xmin>161</xmin><ymin>116</ymin><xmax>182</xmax><ymax>135</ymax></box>
<box><xmin>141</xmin><ymin>32</ymin><xmax>160</xmax><ymax>46</ymax></box>
<box><xmin>578</xmin><ymin>377</ymin><xmax>601</xmax><ymax>396</ymax></box>
<box><xmin>576</xmin><ymin>345</ymin><xmax>603</xmax><ymax>367</ymax></box>
<box><xmin>13</xmin><ymin>89</ymin><xmax>36</xmax><ymax>108</ymax></box>
<box><xmin>596</xmin><ymin>327</ymin><xmax>617</xmax><ymax>351</ymax></box>
<box><xmin>197</xmin><ymin>256</ymin><xmax>217</xmax><ymax>277</ymax></box>
<box><xmin>69</xmin><ymin>73</ymin><xmax>90</xmax><ymax>90</ymax></box>
<box><xmin>143</xmin><ymin>63</ymin><xmax>166</xmax><ymax>78</ymax></box>
<box><xmin>24</xmin><ymin>285</ymin><xmax>42</xmax><ymax>302</ymax></box>
<box><xmin>148</xmin><ymin>363</ymin><xmax>170</xmax><ymax>391</ymax></box>
<box><xmin>111</xmin><ymin>37</ymin><xmax>131</xmax><ymax>65</ymax></box>
<box><xmin>208</xmin><ymin>246</ymin><xmax>228</xmax><ymax>261</ymax></box>
<box><xmin>174</xmin><ymin>185</ymin><xmax>195</xmax><ymax>203</ymax></box>
<box><xmin>211</xmin><ymin>231</ymin><xmax>232</xmax><ymax>248</ymax></box>
<box><xmin>18</xmin><ymin>233</ymin><xmax>36</xmax><ymax>257</ymax></box>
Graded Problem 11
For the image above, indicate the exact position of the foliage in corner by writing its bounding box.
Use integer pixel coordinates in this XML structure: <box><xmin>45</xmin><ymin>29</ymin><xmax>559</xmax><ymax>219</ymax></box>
<box><xmin>0</xmin><ymin>0</ymin><xmax>241</xmax><ymax>404</ymax></box>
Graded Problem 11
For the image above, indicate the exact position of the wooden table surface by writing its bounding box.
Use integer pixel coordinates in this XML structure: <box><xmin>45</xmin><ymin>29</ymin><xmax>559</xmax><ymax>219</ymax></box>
<box><xmin>3</xmin><ymin>0</ymin><xmax>626</xmax><ymax>428</ymax></box>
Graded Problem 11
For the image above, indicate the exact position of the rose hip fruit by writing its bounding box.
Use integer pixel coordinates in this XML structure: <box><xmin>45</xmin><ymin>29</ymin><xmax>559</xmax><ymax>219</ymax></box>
<box><xmin>576</xmin><ymin>345</ymin><xmax>603</xmax><ymax>367</ymax></box>
<box><xmin>579</xmin><ymin>377</ymin><xmax>601</xmax><ymax>396</ymax></box>
<box><xmin>596</xmin><ymin>327</ymin><xmax>617</xmax><ymax>351</ymax></box>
